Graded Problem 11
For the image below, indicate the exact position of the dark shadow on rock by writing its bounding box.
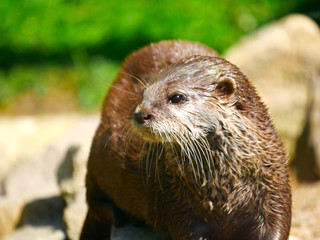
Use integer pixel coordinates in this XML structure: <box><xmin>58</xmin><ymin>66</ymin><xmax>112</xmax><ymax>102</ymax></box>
<box><xmin>56</xmin><ymin>145</ymin><xmax>82</xmax><ymax>240</ymax></box>
<box><xmin>0</xmin><ymin>180</ymin><xmax>5</xmax><ymax>196</ymax></box>
<box><xmin>111</xmin><ymin>223</ymin><xmax>162</xmax><ymax>240</ymax></box>
<box><xmin>291</xmin><ymin>72</ymin><xmax>320</xmax><ymax>182</ymax></box>
<box><xmin>291</xmin><ymin>112</ymin><xmax>319</xmax><ymax>182</ymax></box>
<box><xmin>17</xmin><ymin>196</ymin><xmax>66</xmax><ymax>231</ymax></box>
<box><xmin>14</xmin><ymin>147</ymin><xmax>81</xmax><ymax>238</ymax></box>
<box><xmin>57</xmin><ymin>145</ymin><xmax>80</xmax><ymax>186</ymax></box>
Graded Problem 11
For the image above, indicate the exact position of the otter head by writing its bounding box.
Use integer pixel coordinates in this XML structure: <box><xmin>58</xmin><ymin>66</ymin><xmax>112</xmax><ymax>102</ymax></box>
<box><xmin>132</xmin><ymin>56</ymin><xmax>238</xmax><ymax>144</ymax></box>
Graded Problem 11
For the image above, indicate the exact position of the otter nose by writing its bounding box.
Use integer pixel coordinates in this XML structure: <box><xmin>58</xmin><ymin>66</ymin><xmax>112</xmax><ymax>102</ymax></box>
<box><xmin>133</xmin><ymin>110</ymin><xmax>153</xmax><ymax>125</ymax></box>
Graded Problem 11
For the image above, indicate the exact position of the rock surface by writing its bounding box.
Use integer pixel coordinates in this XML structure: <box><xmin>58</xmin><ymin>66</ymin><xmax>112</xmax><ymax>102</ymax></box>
<box><xmin>291</xmin><ymin>70</ymin><xmax>320</xmax><ymax>181</ymax></box>
<box><xmin>0</xmin><ymin>199</ymin><xmax>24</xmax><ymax>237</ymax></box>
<box><xmin>224</xmin><ymin>14</ymin><xmax>320</xmax><ymax>155</ymax></box>
<box><xmin>111</xmin><ymin>225</ymin><xmax>161</xmax><ymax>240</ymax></box>
<box><xmin>0</xmin><ymin>114</ymin><xmax>99</xmax><ymax>239</ymax></box>
<box><xmin>290</xmin><ymin>180</ymin><xmax>320</xmax><ymax>239</ymax></box>
<box><xmin>2</xmin><ymin>226</ymin><xmax>65</xmax><ymax>240</ymax></box>
<box><xmin>311</xmin><ymin>73</ymin><xmax>320</xmax><ymax>175</ymax></box>
<box><xmin>0</xmin><ymin>115</ymin><xmax>81</xmax><ymax>182</ymax></box>
<box><xmin>57</xmin><ymin>145</ymin><xmax>89</xmax><ymax>240</ymax></box>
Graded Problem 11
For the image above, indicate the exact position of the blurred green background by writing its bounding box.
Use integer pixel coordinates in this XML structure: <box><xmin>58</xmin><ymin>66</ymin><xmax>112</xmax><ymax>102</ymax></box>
<box><xmin>0</xmin><ymin>0</ymin><xmax>319</xmax><ymax>114</ymax></box>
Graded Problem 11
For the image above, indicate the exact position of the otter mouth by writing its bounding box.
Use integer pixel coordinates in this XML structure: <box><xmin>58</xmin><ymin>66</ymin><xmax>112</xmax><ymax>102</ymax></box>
<box><xmin>131</xmin><ymin>120</ymin><xmax>162</xmax><ymax>143</ymax></box>
<box><xmin>131</xmin><ymin>108</ymin><xmax>163</xmax><ymax>142</ymax></box>
<box><xmin>132</xmin><ymin>120</ymin><xmax>210</xmax><ymax>145</ymax></box>
<box><xmin>131</xmin><ymin>105</ymin><xmax>216</xmax><ymax>144</ymax></box>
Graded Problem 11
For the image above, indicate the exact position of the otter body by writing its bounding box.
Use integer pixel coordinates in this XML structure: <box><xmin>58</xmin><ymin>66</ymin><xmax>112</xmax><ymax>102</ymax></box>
<box><xmin>80</xmin><ymin>41</ymin><xmax>291</xmax><ymax>240</ymax></box>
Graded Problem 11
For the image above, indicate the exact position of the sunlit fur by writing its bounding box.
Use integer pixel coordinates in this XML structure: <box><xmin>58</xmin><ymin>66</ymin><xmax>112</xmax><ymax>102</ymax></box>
<box><xmin>81</xmin><ymin>41</ymin><xmax>291</xmax><ymax>240</ymax></box>
<box><xmin>131</xmin><ymin>56</ymin><xmax>258</xmax><ymax>182</ymax></box>
<box><xmin>130</xmin><ymin>56</ymin><xmax>289</xmax><ymax>239</ymax></box>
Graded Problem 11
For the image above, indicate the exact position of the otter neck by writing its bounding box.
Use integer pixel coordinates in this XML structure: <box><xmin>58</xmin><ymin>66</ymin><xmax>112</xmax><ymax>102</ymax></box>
<box><xmin>161</xmin><ymin>121</ymin><xmax>265</xmax><ymax>196</ymax></box>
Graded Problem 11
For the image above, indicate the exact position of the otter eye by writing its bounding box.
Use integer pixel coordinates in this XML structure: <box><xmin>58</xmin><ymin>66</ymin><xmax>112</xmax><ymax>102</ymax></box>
<box><xmin>169</xmin><ymin>94</ymin><xmax>186</xmax><ymax>104</ymax></box>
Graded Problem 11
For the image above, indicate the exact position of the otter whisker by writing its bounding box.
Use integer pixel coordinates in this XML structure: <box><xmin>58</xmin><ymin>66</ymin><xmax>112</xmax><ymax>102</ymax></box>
<box><xmin>179</xmin><ymin>134</ymin><xmax>200</xmax><ymax>176</ymax></box>
<box><xmin>128</xmin><ymin>97</ymin><xmax>141</xmax><ymax>101</ymax></box>
<box><xmin>167</xmin><ymin>131</ymin><xmax>188</xmax><ymax>174</ymax></box>
<box><xmin>123</xmin><ymin>122</ymin><xmax>134</xmax><ymax>145</ymax></box>
<box><xmin>139</xmin><ymin>141</ymin><xmax>152</xmax><ymax>182</ymax></box>
<box><xmin>88</xmin><ymin>75</ymin><xmax>141</xmax><ymax>99</ymax></box>
<box><xmin>154</xmin><ymin>143</ymin><xmax>164</xmax><ymax>189</ymax></box>
<box><xmin>184</xmin><ymin>130</ymin><xmax>206</xmax><ymax>179</ymax></box>
<box><xmin>146</xmin><ymin>142</ymin><xmax>154</xmax><ymax>179</ymax></box>
<box><xmin>139</xmin><ymin>140</ymin><xmax>149</xmax><ymax>182</ymax></box>
<box><xmin>177</xmin><ymin>133</ymin><xmax>200</xmax><ymax>181</ymax></box>
<box><xmin>202</xmin><ymin>139</ymin><xmax>215</xmax><ymax>179</ymax></box>
<box><xmin>201</xmin><ymin>137</ymin><xmax>215</xmax><ymax>175</ymax></box>
<box><xmin>191</xmin><ymin>135</ymin><xmax>209</xmax><ymax>180</ymax></box>
<box><xmin>110</xmin><ymin>85</ymin><xmax>140</xmax><ymax>96</ymax></box>
<box><xmin>172</xmin><ymin>135</ymin><xmax>185</xmax><ymax>174</ymax></box>
<box><xmin>197</xmin><ymin>136</ymin><xmax>214</xmax><ymax>173</ymax></box>
<box><xmin>120</xmin><ymin>71</ymin><xmax>147</xmax><ymax>87</ymax></box>
<box><xmin>165</xmin><ymin>131</ymin><xmax>184</xmax><ymax>175</ymax></box>
<box><xmin>192</xmin><ymin>137</ymin><xmax>207</xmax><ymax>179</ymax></box>
<box><xmin>102</xmin><ymin>115</ymin><xmax>131</xmax><ymax>150</ymax></box>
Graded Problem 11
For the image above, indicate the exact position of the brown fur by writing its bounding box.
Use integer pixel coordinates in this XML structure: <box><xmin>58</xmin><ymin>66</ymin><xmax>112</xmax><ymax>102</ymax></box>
<box><xmin>80</xmin><ymin>40</ymin><xmax>291</xmax><ymax>240</ymax></box>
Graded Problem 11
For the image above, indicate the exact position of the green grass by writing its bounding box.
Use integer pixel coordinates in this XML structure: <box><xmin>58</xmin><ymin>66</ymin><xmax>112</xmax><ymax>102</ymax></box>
<box><xmin>0</xmin><ymin>0</ymin><xmax>301</xmax><ymax>55</ymax></box>
<box><xmin>0</xmin><ymin>0</ymin><xmax>312</xmax><ymax>111</ymax></box>
<box><xmin>0</xmin><ymin>58</ymin><xmax>119</xmax><ymax>111</ymax></box>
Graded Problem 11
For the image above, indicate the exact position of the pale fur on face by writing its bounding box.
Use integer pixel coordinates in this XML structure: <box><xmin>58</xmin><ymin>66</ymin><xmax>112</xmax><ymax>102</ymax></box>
<box><xmin>131</xmin><ymin>56</ymin><xmax>254</xmax><ymax>181</ymax></box>
<box><xmin>133</xmin><ymin>56</ymin><xmax>241</xmax><ymax>143</ymax></box>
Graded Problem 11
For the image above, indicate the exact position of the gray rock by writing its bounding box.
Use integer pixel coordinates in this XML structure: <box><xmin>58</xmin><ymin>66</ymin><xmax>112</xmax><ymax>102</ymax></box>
<box><xmin>111</xmin><ymin>224</ymin><xmax>161</xmax><ymax>240</ymax></box>
<box><xmin>291</xmin><ymin>71</ymin><xmax>320</xmax><ymax>181</ymax></box>
<box><xmin>311</xmin><ymin>73</ymin><xmax>320</xmax><ymax>174</ymax></box>
<box><xmin>17</xmin><ymin>196</ymin><xmax>65</xmax><ymax>228</ymax></box>
<box><xmin>57</xmin><ymin>145</ymin><xmax>88</xmax><ymax>240</ymax></box>
<box><xmin>3</xmin><ymin>146</ymin><xmax>61</xmax><ymax>200</ymax></box>
<box><xmin>0</xmin><ymin>114</ymin><xmax>99</xmax><ymax>238</ymax></box>
<box><xmin>0</xmin><ymin>142</ymin><xmax>63</xmax><ymax>238</ymax></box>
<box><xmin>2</xmin><ymin>114</ymin><xmax>99</xmax><ymax>201</ymax></box>
<box><xmin>0</xmin><ymin>115</ymin><xmax>81</xmax><ymax>182</ymax></box>
<box><xmin>224</xmin><ymin>14</ymin><xmax>320</xmax><ymax>155</ymax></box>
<box><xmin>1</xmin><ymin>226</ymin><xmax>65</xmax><ymax>240</ymax></box>
<box><xmin>63</xmin><ymin>188</ymin><xmax>87</xmax><ymax>240</ymax></box>
<box><xmin>0</xmin><ymin>199</ymin><xmax>24</xmax><ymax>237</ymax></box>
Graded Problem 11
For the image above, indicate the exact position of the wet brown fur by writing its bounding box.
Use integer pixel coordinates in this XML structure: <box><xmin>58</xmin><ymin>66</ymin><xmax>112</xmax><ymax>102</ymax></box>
<box><xmin>80</xmin><ymin>40</ymin><xmax>291</xmax><ymax>240</ymax></box>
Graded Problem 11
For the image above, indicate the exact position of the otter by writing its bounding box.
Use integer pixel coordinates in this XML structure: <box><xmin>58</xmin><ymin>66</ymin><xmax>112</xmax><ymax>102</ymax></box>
<box><xmin>80</xmin><ymin>41</ymin><xmax>291</xmax><ymax>240</ymax></box>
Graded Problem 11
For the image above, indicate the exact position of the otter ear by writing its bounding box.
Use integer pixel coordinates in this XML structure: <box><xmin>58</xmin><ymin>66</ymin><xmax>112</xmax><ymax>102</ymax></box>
<box><xmin>215</xmin><ymin>76</ymin><xmax>236</xmax><ymax>97</ymax></box>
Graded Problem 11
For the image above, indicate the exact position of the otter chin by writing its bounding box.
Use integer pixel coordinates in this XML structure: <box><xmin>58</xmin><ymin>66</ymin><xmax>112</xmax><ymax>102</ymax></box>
<box><xmin>80</xmin><ymin>41</ymin><xmax>291</xmax><ymax>240</ymax></box>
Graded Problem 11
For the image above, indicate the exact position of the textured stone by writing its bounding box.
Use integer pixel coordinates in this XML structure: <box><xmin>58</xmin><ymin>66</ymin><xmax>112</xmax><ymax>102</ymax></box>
<box><xmin>63</xmin><ymin>188</ymin><xmax>87</xmax><ymax>240</ymax></box>
<box><xmin>224</xmin><ymin>14</ymin><xmax>320</xmax><ymax>155</ymax></box>
<box><xmin>0</xmin><ymin>199</ymin><xmax>24</xmax><ymax>237</ymax></box>
<box><xmin>0</xmin><ymin>114</ymin><xmax>99</xmax><ymax>238</ymax></box>
<box><xmin>0</xmin><ymin>115</ymin><xmax>80</xmax><ymax>182</ymax></box>
<box><xmin>291</xmin><ymin>71</ymin><xmax>320</xmax><ymax>181</ymax></box>
<box><xmin>2</xmin><ymin>226</ymin><xmax>65</xmax><ymax>240</ymax></box>
<box><xmin>57</xmin><ymin>145</ymin><xmax>89</xmax><ymax>240</ymax></box>
<box><xmin>311</xmin><ymin>73</ymin><xmax>320</xmax><ymax>174</ymax></box>
<box><xmin>111</xmin><ymin>224</ymin><xmax>161</xmax><ymax>240</ymax></box>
